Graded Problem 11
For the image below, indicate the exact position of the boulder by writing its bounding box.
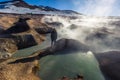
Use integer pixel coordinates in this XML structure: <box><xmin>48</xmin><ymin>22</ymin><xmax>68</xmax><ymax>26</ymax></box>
<box><xmin>95</xmin><ymin>51</ymin><xmax>120</xmax><ymax>80</ymax></box>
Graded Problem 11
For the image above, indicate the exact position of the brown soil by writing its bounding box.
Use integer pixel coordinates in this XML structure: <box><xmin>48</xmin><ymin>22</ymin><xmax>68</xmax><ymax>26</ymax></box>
<box><xmin>0</xmin><ymin>60</ymin><xmax>40</xmax><ymax>80</ymax></box>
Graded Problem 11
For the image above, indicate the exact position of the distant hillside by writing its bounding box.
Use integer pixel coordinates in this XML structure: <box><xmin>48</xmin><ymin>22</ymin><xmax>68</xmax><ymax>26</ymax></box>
<box><xmin>0</xmin><ymin>0</ymin><xmax>82</xmax><ymax>16</ymax></box>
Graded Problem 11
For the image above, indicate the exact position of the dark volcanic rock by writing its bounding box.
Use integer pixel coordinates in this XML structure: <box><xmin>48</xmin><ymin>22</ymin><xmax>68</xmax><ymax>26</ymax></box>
<box><xmin>13</xmin><ymin>34</ymin><xmax>38</xmax><ymax>49</ymax></box>
<box><xmin>0</xmin><ymin>34</ymin><xmax>38</xmax><ymax>59</ymax></box>
<box><xmin>0</xmin><ymin>34</ymin><xmax>38</xmax><ymax>49</ymax></box>
<box><xmin>95</xmin><ymin>51</ymin><xmax>120</xmax><ymax>80</ymax></box>
<box><xmin>50</xmin><ymin>38</ymin><xmax>89</xmax><ymax>55</ymax></box>
<box><xmin>0</xmin><ymin>27</ymin><xmax>4</xmax><ymax>34</ymax></box>
<box><xmin>69</xmin><ymin>24</ymin><xmax>78</xmax><ymax>30</ymax></box>
<box><xmin>46</xmin><ymin>22</ymin><xmax>63</xmax><ymax>28</ymax></box>
<box><xmin>1</xmin><ymin>18</ymin><xmax>30</xmax><ymax>34</ymax></box>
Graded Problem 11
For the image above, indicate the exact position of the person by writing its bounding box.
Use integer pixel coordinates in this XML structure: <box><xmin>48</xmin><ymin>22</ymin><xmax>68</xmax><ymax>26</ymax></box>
<box><xmin>51</xmin><ymin>28</ymin><xmax>57</xmax><ymax>46</ymax></box>
<box><xmin>35</xmin><ymin>27</ymin><xmax>58</xmax><ymax>46</ymax></box>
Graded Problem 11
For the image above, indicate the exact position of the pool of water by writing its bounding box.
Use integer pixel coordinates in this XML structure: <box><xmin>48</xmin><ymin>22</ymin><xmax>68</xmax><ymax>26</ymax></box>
<box><xmin>13</xmin><ymin>35</ymin><xmax>105</xmax><ymax>80</ymax></box>
<box><xmin>39</xmin><ymin>52</ymin><xmax>105</xmax><ymax>80</ymax></box>
<box><xmin>14</xmin><ymin>45</ymin><xmax>105</xmax><ymax>80</ymax></box>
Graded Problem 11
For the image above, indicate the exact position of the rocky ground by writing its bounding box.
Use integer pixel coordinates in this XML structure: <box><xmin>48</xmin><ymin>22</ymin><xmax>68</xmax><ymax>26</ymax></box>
<box><xmin>0</xmin><ymin>13</ymin><xmax>47</xmax><ymax>80</ymax></box>
<box><xmin>0</xmin><ymin>38</ymin><xmax>87</xmax><ymax>80</ymax></box>
<box><xmin>0</xmin><ymin>13</ymin><xmax>120</xmax><ymax>80</ymax></box>
<box><xmin>0</xmin><ymin>60</ymin><xmax>40</xmax><ymax>80</ymax></box>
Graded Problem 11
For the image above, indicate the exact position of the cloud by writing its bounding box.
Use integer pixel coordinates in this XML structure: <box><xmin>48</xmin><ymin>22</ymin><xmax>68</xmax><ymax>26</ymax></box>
<box><xmin>72</xmin><ymin>0</ymin><xmax>81</xmax><ymax>6</ymax></box>
<box><xmin>72</xmin><ymin>0</ymin><xmax>117</xmax><ymax>16</ymax></box>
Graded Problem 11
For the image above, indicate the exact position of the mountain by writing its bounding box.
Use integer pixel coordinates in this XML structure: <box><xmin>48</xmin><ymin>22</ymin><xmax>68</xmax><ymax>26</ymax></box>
<box><xmin>0</xmin><ymin>0</ymin><xmax>82</xmax><ymax>16</ymax></box>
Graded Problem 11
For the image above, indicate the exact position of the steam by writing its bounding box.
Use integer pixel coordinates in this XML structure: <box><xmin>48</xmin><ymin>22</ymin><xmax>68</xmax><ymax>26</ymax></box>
<box><xmin>72</xmin><ymin>0</ymin><xmax>117</xmax><ymax>16</ymax></box>
<box><xmin>42</xmin><ymin>11</ymin><xmax>120</xmax><ymax>52</ymax></box>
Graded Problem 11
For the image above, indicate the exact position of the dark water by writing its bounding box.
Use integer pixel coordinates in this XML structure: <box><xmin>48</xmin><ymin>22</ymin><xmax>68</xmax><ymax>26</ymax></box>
<box><xmin>14</xmin><ymin>44</ymin><xmax>105</xmax><ymax>80</ymax></box>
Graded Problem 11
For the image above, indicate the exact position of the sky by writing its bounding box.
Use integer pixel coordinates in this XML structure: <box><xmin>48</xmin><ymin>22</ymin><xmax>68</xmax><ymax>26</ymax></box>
<box><xmin>0</xmin><ymin>0</ymin><xmax>120</xmax><ymax>16</ymax></box>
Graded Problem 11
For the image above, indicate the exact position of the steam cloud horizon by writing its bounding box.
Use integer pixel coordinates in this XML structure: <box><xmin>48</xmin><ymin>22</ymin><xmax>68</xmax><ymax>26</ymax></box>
<box><xmin>42</xmin><ymin>14</ymin><xmax>120</xmax><ymax>53</ymax></box>
<box><xmin>72</xmin><ymin>0</ymin><xmax>117</xmax><ymax>16</ymax></box>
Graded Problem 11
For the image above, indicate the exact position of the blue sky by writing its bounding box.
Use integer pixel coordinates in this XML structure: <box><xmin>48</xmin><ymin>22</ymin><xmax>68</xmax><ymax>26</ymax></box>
<box><xmin>0</xmin><ymin>0</ymin><xmax>120</xmax><ymax>16</ymax></box>
<box><xmin>25</xmin><ymin>0</ymin><xmax>83</xmax><ymax>10</ymax></box>
<box><xmin>25</xmin><ymin>0</ymin><xmax>120</xmax><ymax>16</ymax></box>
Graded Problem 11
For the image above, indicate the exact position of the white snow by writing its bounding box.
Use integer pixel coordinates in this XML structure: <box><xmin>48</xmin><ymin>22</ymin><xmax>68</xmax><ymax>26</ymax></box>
<box><xmin>0</xmin><ymin>2</ymin><xmax>82</xmax><ymax>16</ymax></box>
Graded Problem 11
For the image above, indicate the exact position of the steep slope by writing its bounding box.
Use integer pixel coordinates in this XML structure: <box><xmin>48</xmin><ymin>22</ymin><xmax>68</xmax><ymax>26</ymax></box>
<box><xmin>0</xmin><ymin>0</ymin><xmax>39</xmax><ymax>9</ymax></box>
<box><xmin>0</xmin><ymin>0</ymin><xmax>82</xmax><ymax>16</ymax></box>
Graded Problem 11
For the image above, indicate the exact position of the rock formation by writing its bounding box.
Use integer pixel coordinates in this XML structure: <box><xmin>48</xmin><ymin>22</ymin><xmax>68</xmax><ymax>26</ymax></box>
<box><xmin>0</xmin><ymin>16</ymin><xmax>58</xmax><ymax>59</ymax></box>
<box><xmin>0</xmin><ymin>38</ymin><xmax>88</xmax><ymax>80</ymax></box>
<box><xmin>95</xmin><ymin>51</ymin><xmax>120</xmax><ymax>80</ymax></box>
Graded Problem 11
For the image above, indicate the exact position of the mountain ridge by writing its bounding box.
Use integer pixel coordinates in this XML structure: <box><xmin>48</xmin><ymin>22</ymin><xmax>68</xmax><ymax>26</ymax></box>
<box><xmin>0</xmin><ymin>0</ymin><xmax>82</xmax><ymax>15</ymax></box>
